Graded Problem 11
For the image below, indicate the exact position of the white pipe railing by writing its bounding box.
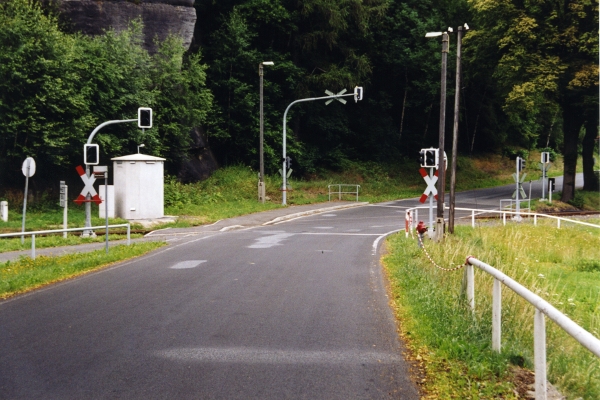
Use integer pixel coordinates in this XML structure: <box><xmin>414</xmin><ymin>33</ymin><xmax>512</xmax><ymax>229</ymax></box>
<box><xmin>405</xmin><ymin>206</ymin><xmax>600</xmax><ymax>237</ymax></box>
<box><xmin>465</xmin><ymin>256</ymin><xmax>600</xmax><ymax>400</ymax></box>
<box><xmin>0</xmin><ymin>224</ymin><xmax>131</xmax><ymax>260</ymax></box>
<box><xmin>328</xmin><ymin>184</ymin><xmax>360</xmax><ymax>202</ymax></box>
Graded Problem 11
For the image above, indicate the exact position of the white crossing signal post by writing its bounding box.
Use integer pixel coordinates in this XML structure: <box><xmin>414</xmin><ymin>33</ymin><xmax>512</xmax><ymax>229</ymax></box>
<box><xmin>81</xmin><ymin>108</ymin><xmax>152</xmax><ymax>236</ymax></box>
<box><xmin>281</xmin><ymin>90</ymin><xmax>363</xmax><ymax>205</ymax></box>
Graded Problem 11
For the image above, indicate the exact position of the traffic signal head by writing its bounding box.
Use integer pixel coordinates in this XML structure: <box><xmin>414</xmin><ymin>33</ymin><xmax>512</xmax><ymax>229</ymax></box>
<box><xmin>424</xmin><ymin>149</ymin><xmax>438</xmax><ymax>168</ymax></box>
<box><xmin>354</xmin><ymin>86</ymin><xmax>363</xmax><ymax>103</ymax></box>
<box><xmin>138</xmin><ymin>107</ymin><xmax>152</xmax><ymax>129</ymax></box>
<box><xmin>285</xmin><ymin>156</ymin><xmax>292</xmax><ymax>169</ymax></box>
<box><xmin>419</xmin><ymin>150</ymin><xmax>426</xmax><ymax>167</ymax></box>
<box><xmin>541</xmin><ymin>152</ymin><xmax>550</xmax><ymax>164</ymax></box>
<box><xmin>517</xmin><ymin>157</ymin><xmax>525</xmax><ymax>171</ymax></box>
<box><xmin>84</xmin><ymin>144</ymin><xmax>99</xmax><ymax>165</ymax></box>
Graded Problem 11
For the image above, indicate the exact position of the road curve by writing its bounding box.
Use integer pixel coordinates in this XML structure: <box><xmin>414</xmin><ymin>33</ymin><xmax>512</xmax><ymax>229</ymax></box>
<box><xmin>0</xmin><ymin>205</ymin><xmax>420</xmax><ymax>399</ymax></box>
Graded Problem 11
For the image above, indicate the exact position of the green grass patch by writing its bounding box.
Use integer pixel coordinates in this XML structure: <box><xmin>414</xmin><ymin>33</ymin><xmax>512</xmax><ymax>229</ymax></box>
<box><xmin>383</xmin><ymin>221</ymin><xmax>600</xmax><ymax>399</ymax></box>
<box><xmin>0</xmin><ymin>241</ymin><xmax>166</xmax><ymax>299</ymax></box>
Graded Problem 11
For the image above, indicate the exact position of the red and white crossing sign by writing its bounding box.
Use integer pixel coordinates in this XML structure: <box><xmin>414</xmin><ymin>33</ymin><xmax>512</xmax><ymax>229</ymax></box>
<box><xmin>419</xmin><ymin>167</ymin><xmax>438</xmax><ymax>203</ymax></box>
<box><xmin>74</xmin><ymin>165</ymin><xmax>102</xmax><ymax>205</ymax></box>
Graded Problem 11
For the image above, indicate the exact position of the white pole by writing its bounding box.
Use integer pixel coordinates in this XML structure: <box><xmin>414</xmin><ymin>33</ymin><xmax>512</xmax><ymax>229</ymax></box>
<box><xmin>21</xmin><ymin>162</ymin><xmax>30</xmax><ymax>244</ymax></box>
<box><xmin>63</xmin><ymin>185</ymin><xmax>68</xmax><ymax>238</ymax></box>
<box><xmin>534</xmin><ymin>309</ymin><xmax>547</xmax><ymax>400</ymax></box>
<box><xmin>466</xmin><ymin>264</ymin><xmax>475</xmax><ymax>311</ymax></box>
<box><xmin>492</xmin><ymin>278</ymin><xmax>502</xmax><ymax>352</ymax></box>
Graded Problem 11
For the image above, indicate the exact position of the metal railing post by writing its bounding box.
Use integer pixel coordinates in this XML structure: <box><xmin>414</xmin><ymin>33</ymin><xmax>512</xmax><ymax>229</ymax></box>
<box><xmin>534</xmin><ymin>214</ymin><xmax>537</xmax><ymax>226</ymax></box>
<box><xmin>338</xmin><ymin>184</ymin><xmax>341</xmax><ymax>201</ymax></box>
<box><xmin>471</xmin><ymin>210</ymin><xmax>475</xmax><ymax>228</ymax></box>
<box><xmin>503</xmin><ymin>212</ymin><xmax>506</xmax><ymax>226</ymax></box>
<box><xmin>492</xmin><ymin>278</ymin><xmax>501</xmax><ymax>352</ymax></box>
<box><xmin>534</xmin><ymin>309</ymin><xmax>547</xmax><ymax>400</ymax></box>
<box><xmin>127</xmin><ymin>224</ymin><xmax>131</xmax><ymax>245</ymax></box>
<box><xmin>31</xmin><ymin>234</ymin><xmax>35</xmax><ymax>260</ymax></box>
<box><xmin>466</xmin><ymin>263</ymin><xmax>474</xmax><ymax>311</ymax></box>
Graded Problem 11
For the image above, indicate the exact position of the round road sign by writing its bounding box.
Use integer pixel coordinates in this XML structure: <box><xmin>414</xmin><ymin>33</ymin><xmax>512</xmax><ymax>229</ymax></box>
<box><xmin>21</xmin><ymin>157</ymin><xmax>36</xmax><ymax>177</ymax></box>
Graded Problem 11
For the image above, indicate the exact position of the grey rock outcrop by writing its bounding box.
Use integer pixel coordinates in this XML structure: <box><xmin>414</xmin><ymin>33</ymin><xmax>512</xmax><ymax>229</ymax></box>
<box><xmin>55</xmin><ymin>0</ymin><xmax>196</xmax><ymax>52</ymax></box>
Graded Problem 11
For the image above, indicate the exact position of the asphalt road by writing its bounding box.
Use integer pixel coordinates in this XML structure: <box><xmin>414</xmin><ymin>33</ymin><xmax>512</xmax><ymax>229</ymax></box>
<box><xmin>0</xmin><ymin>204</ymin><xmax>419</xmax><ymax>399</ymax></box>
<box><xmin>0</xmin><ymin>174</ymin><xmax>585</xmax><ymax>399</ymax></box>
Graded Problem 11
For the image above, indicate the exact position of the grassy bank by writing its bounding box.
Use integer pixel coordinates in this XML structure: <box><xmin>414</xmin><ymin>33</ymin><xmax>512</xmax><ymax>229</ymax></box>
<box><xmin>383</xmin><ymin>220</ymin><xmax>600</xmax><ymax>399</ymax></box>
<box><xmin>0</xmin><ymin>241</ymin><xmax>166</xmax><ymax>299</ymax></box>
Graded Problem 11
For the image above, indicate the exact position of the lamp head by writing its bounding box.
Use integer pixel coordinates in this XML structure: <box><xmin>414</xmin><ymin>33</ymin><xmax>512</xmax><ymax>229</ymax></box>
<box><xmin>262</xmin><ymin>61</ymin><xmax>274</xmax><ymax>66</ymax></box>
<box><xmin>425</xmin><ymin>32</ymin><xmax>443</xmax><ymax>38</ymax></box>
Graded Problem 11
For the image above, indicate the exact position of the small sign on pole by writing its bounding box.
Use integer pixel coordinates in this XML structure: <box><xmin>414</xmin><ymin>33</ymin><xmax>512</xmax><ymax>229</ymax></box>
<box><xmin>21</xmin><ymin>157</ymin><xmax>36</xmax><ymax>244</ymax></box>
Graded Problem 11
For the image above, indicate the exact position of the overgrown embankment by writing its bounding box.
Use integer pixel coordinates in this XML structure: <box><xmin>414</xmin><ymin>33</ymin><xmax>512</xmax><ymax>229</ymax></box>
<box><xmin>383</xmin><ymin>220</ymin><xmax>600</xmax><ymax>399</ymax></box>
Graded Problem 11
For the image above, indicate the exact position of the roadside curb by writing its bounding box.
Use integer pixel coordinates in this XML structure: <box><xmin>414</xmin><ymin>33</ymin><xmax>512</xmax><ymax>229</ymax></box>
<box><xmin>262</xmin><ymin>202</ymin><xmax>369</xmax><ymax>226</ymax></box>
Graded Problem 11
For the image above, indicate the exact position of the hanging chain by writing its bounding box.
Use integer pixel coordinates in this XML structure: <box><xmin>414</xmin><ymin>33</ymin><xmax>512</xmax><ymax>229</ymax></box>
<box><xmin>417</xmin><ymin>233</ymin><xmax>465</xmax><ymax>272</ymax></box>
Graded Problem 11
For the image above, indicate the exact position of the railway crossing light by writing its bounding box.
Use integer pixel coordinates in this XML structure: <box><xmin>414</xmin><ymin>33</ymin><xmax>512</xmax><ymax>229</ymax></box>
<box><xmin>517</xmin><ymin>157</ymin><xmax>525</xmax><ymax>172</ymax></box>
<box><xmin>541</xmin><ymin>152</ymin><xmax>550</xmax><ymax>164</ymax></box>
<box><xmin>84</xmin><ymin>144</ymin><xmax>99</xmax><ymax>165</ymax></box>
<box><xmin>424</xmin><ymin>148</ymin><xmax>438</xmax><ymax>168</ymax></box>
<box><xmin>419</xmin><ymin>150</ymin><xmax>426</xmax><ymax>167</ymax></box>
<box><xmin>138</xmin><ymin>107</ymin><xmax>152</xmax><ymax>129</ymax></box>
<box><xmin>354</xmin><ymin>86</ymin><xmax>363</xmax><ymax>102</ymax></box>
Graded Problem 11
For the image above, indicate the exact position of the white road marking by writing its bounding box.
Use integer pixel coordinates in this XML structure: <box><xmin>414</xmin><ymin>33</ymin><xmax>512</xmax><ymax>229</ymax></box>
<box><xmin>248</xmin><ymin>233</ymin><xmax>295</xmax><ymax>248</ymax></box>
<box><xmin>156</xmin><ymin>346</ymin><xmax>401</xmax><ymax>364</ymax></box>
<box><xmin>314</xmin><ymin>226</ymin><xmax>334</xmax><ymax>229</ymax></box>
<box><xmin>170</xmin><ymin>260</ymin><xmax>207</xmax><ymax>269</ymax></box>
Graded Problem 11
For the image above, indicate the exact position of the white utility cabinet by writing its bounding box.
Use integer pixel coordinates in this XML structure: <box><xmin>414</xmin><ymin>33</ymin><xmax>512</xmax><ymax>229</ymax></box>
<box><xmin>111</xmin><ymin>154</ymin><xmax>166</xmax><ymax>220</ymax></box>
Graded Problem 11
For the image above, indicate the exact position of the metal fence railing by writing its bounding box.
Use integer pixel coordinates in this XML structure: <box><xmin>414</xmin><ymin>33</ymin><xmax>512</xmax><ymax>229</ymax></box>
<box><xmin>464</xmin><ymin>256</ymin><xmax>600</xmax><ymax>400</ymax></box>
<box><xmin>0</xmin><ymin>224</ymin><xmax>131</xmax><ymax>260</ymax></box>
<box><xmin>405</xmin><ymin>206</ymin><xmax>600</xmax><ymax>237</ymax></box>
<box><xmin>328</xmin><ymin>184</ymin><xmax>360</xmax><ymax>202</ymax></box>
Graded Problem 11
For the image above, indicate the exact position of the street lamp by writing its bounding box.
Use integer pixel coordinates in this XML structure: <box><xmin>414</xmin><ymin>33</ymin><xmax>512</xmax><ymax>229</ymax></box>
<box><xmin>448</xmin><ymin>23</ymin><xmax>469</xmax><ymax>234</ymax></box>
<box><xmin>137</xmin><ymin>143</ymin><xmax>145</xmax><ymax>154</ymax></box>
<box><xmin>258</xmin><ymin>61</ymin><xmax>274</xmax><ymax>203</ymax></box>
<box><xmin>425</xmin><ymin>29</ymin><xmax>451</xmax><ymax>241</ymax></box>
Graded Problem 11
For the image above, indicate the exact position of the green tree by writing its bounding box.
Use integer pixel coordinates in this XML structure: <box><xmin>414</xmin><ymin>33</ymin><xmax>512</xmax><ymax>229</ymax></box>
<box><xmin>466</xmin><ymin>0</ymin><xmax>599</xmax><ymax>199</ymax></box>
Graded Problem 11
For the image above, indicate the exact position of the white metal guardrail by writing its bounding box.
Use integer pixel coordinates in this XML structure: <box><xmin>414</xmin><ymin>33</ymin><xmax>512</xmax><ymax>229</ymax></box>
<box><xmin>464</xmin><ymin>256</ymin><xmax>600</xmax><ymax>400</ymax></box>
<box><xmin>328</xmin><ymin>184</ymin><xmax>360</xmax><ymax>202</ymax></box>
<box><xmin>404</xmin><ymin>205</ymin><xmax>600</xmax><ymax>399</ymax></box>
<box><xmin>405</xmin><ymin>206</ymin><xmax>600</xmax><ymax>237</ymax></box>
<box><xmin>0</xmin><ymin>224</ymin><xmax>131</xmax><ymax>260</ymax></box>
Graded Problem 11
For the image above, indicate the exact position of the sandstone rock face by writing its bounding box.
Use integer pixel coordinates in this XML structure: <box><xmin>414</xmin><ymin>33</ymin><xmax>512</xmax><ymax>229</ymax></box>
<box><xmin>56</xmin><ymin>0</ymin><xmax>196</xmax><ymax>52</ymax></box>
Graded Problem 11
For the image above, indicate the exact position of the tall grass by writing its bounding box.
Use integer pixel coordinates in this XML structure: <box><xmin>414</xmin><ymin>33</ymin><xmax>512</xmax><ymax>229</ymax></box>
<box><xmin>384</xmin><ymin>221</ymin><xmax>600</xmax><ymax>398</ymax></box>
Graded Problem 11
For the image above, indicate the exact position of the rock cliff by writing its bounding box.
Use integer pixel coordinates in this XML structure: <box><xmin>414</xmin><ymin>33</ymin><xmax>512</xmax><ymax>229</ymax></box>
<box><xmin>55</xmin><ymin>0</ymin><xmax>197</xmax><ymax>53</ymax></box>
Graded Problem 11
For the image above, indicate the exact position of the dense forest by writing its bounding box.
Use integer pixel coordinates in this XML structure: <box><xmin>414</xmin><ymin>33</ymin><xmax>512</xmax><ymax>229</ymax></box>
<box><xmin>0</xmin><ymin>0</ymin><xmax>598</xmax><ymax>202</ymax></box>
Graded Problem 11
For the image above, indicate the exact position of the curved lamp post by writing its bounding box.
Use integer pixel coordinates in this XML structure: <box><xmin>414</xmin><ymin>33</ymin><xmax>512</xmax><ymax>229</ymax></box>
<box><xmin>259</xmin><ymin>61</ymin><xmax>274</xmax><ymax>203</ymax></box>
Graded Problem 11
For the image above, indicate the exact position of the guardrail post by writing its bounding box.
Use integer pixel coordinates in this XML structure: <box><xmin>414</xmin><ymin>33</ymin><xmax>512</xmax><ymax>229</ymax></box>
<box><xmin>534</xmin><ymin>214</ymin><xmax>537</xmax><ymax>226</ymax></box>
<box><xmin>492</xmin><ymin>278</ymin><xmax>501</xmax><ymax>352</ymax></box>
<box><xmin>557</xmin><ymin>219</ymin><xmax>560</xmax><ymax>229</ymax></box>
<box><xmin>534</xmin><ymin>309</ymin><xmax>547</xmax><ymax>400</ymax></box>
<box><xmin>31</xmin><ymin>234</ymin><xmax>35</xmax><ymax>260</ymax></box>
<box><xmin>466</xmin><ymin>263</ymin><xmax>474</xmax><ymax>312</ymax></box>
<box><xmin>338</xmin><ymin>184</ymin><xmax>341</xmax><ymax>201</ymax></box>
<box><xmin>471</xmin><ymin>210</ymin><xmax>475</xmax><ymax>228</ymax></box>
<box><xmin>127</xmin><ymin>224</ymin><xmax>131</xmax><ymax>245</ymax></box>
<box><xmin>503</xmin><ymin>212</ymin><xmax>506</xmax><ymax>226</ymax></box>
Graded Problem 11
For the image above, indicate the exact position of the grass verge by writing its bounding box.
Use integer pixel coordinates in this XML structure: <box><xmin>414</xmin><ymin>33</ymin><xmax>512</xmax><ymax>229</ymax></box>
<box><xmin>383</xmin><ymin>221</ymin><xmax>600</xmax><ymax>399</ymax></box>
<box><xmin>0</xmin><ymin>241</ymin><xmax>166</xmax><ymax>299</ymax></box>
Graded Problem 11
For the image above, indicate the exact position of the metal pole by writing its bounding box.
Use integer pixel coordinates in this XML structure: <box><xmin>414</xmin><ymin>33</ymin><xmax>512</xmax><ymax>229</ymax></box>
<box><xmin>63</xmin><ymin>185</ymin><xmax>68</xmax><ymax>239</ymax></box>
<box><xmin>21</xmin><ymin>162</ymin><xmax>30</xmax><ymax>245</ymax></box>
<box><xmin>534</xmin><ymin>309</ymin><xmax>548</xmax><ymax>400</ymax></box>
<box><xmin>436</xmin><ymin>32</ymin><xmax>449</xmax><ymax>241</ymax></box>
<box><xmin>259</xmin><ymin>63</ymin><xmax>265</xmax><ymax>203</ymax></box>
<box><xmin>449</xmin><ymin>27</ymin><xmax>463</xmax><ymax>234</ymax></box>
<box><xmin>492</xmin><ymin>278</ymin><xmax>502</xmax><ymax>352</ymax></box>
<box><xmin>429</xmin><ymin>169</ymin><xmax>434</xmax><ymax>232</ymax></box>
<box><xmin>282</xmin><ymin>93</ymin><xmax>356</xmax><ymax>205</ymax></box>
<box><xmin>83</xmin><ymin>119</ymin><xmax>137</xmax><ymax>236</ymax></box>
<box><xmin>515</xmin><ymin>158</ymin><xmax>521</xmax><ymax>221</ymax></box>
<box><xmin>105</xmin><ymin>173</ymin><xmax>109</xmax><ymax>253</ymax></box>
